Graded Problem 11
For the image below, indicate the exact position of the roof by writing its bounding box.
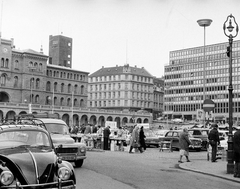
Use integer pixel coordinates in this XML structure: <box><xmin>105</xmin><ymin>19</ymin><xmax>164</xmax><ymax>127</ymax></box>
<box><xmin>89</xmin><ymin>64</ymin><xmax>153</xmax><ymax>77</ymax></box>
<box><xmin>13</xmin><ymin>48</ymin><xmax>48</xmax><ymax>57</ymax></box>
<box><xmin>0</xmin><ymin>124</ymin><xmax>47</xmax><ymax>132</ymax></box>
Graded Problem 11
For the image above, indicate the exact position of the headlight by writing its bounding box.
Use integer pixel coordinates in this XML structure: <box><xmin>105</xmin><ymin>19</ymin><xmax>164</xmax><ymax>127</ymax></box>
<box><xmin>80</xmin><ymin>147</ymin><xmax>86</xmax><ymax>153</ymax></box>
<box><xmin>0</xmin><ymin>171</ymin><xmax>14</xmax><ymax>186</ymax></box>
<box><xmin>58</xmin><ymin>167</ymin><xmax>71</xmax><ymax>180</ymax></box>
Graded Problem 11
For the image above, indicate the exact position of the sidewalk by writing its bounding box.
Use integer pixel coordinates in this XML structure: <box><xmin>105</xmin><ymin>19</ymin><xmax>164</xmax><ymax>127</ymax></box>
<box><xmin>179</xmin><ymin>159</ymin><xmax>240</xmax><ymax>183</ymax></box>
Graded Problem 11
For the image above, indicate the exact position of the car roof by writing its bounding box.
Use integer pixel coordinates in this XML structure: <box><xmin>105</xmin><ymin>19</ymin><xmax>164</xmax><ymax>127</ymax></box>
<box><xmin>0</xmin><ymin>124</ymin><xmax>48</xmax><ymax>133</ymax></box>
<box><xmin>37</xmin><ymin>118</ymin><xmax>67</xmax><ymax>125</ymax></box>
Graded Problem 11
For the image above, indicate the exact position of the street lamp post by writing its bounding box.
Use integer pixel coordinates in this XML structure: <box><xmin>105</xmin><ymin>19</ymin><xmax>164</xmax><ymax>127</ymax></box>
<box><xmin>28</xmin><ymin>67</ymin><xmax>36</xmax><ymax>113</ymax></box>
<box><xmin>223</xmin><ymin>14</ymin><xmax>239</xmax><ymax>174</ymax></box>
<box><xmin>197</xmin><ymin>19</ymin><xmax>212</xmax><ymax>127</ymax></box>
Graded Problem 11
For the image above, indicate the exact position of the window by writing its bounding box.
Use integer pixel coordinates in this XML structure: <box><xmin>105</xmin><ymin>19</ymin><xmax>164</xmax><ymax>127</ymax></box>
<box><xmin>36</xmin><ymin>79</ymin><xmax>40</xmax><ymax>89</ymax></box>
<box><xmin>68</xmin><ymin>84</ymin><xmax>71</xmax><ymax>93</ymax></box>
<box><xmin>14</xmin><ymin>76</ymin><xmax>18</xmax><ymax>87</ymax></box>
<box><xmin>15</xmin><ymin>60</ymin><xmax>19</xmax><ymax>69</ymax></box>
<box><xmin>61</xmin><ymin>83</ymin><xmax>64</xmax><ymax>93</ymax></box>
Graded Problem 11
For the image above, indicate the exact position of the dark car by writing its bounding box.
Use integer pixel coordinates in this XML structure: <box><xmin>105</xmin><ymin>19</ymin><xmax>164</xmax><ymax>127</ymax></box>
<box><xmin>144</xmin><ymin>130</ymin><xmax>160</xmax><ymax>148</ymax></box>
<box><xmin>160</xmin><ymin>130</ymin><xmax>202</xmax><ymax>152</ymax></box>
<box><xmin>0</xmin><ymin>118</ymin><xmax>76</xmax><ymax>188</ymax></box>
<box><xmin>19</xmin><ymin>113</ymin><xmax>87</xmax><ymax>168</ymax></box>
<box><xmin>188</xmin><ymin>128</ymin><xmax>210</xmax><ymax>149</ymax></box>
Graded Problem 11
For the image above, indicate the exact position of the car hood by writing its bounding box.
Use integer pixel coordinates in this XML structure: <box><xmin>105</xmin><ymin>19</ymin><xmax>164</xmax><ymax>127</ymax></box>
<box><xmin>51</xmin><ymin>133</ymin><xmax>75</xmax><ymax>144</ymax></box>
<box><xmin>0</xmin><ymin>147</ymin><xmax>57</xmax><ymax>185</ymax></box>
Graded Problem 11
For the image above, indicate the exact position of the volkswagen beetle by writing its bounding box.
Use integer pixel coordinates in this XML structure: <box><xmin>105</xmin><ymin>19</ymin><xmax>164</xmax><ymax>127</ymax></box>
<box><xmin>0</xmin><ymin>119</ymin><xmax>76</xmax><ymax>188</ymax></box>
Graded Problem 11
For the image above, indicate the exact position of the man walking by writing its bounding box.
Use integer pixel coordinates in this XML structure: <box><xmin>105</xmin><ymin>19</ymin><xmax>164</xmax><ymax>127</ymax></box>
<box><xmin>103</xmin><ymin>126</ymin><xmax>111</xmax><ymax>150</ymax></box>
<box><xmin>233</xmin><ymin>128</ymin><xmax>240</xmax><ymax>177</ymax></box>
<box><xmin>208</xmin><ymin>123</ymin><xmax>220</xmax><ymax>162</ymax></box>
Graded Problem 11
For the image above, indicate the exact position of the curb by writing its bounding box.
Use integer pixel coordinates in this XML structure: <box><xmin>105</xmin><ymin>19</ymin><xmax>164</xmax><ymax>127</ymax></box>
<box><xmin>178</xmin><ymin>163</ymin><xmax>240</xmax><ymax>184</ymax></box>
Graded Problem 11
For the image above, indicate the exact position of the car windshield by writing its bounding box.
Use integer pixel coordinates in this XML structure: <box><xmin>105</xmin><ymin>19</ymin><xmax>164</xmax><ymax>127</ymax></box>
<box><xmin>0</xmin><ymin>130</ymin><xmax>51</xmax><ymax>149</ymax></box>
<box><xmin>45</xmin><ymin>123</ymin><xmax>69</xmax><ymax>134</ymax></box>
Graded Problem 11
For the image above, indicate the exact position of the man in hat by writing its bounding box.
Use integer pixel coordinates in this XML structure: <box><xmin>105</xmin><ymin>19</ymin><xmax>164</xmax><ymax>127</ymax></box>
<box><xmin>208</xmin><ymin>123</ymin><xmax>220</xmax><ymax>162</ymax></box>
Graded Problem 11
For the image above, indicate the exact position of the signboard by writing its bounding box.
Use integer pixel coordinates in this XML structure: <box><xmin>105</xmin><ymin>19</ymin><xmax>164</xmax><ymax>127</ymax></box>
<box><xmin>203</xmin><ymin>99</ymin><xmax>215</xmax><ymax>112</ymax></box>
<box><xmin>196</xmin><ymin>109</ymin><xmax>204</xmax><ymax>120</ymax></box>
<box><xmin>105</xmin><ymin>121</ymin><xmax>117</xmax><ymax>130</ymax></box>
<box><xmin>137</xmin><ymin>123</ymin><xmax>150</xmax><ymax>129</ymax></box>
<box><xmin>205</xmin><ymin>111</ymin><xmax>214</xmax><ymax>121</ymax></box>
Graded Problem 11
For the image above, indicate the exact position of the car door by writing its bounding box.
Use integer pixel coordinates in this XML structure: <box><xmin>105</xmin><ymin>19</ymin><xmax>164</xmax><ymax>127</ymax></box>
<box><xmin>171</xmin><ymin>131</ymin><xmax>180</xmax><ymax>149</ymax></box>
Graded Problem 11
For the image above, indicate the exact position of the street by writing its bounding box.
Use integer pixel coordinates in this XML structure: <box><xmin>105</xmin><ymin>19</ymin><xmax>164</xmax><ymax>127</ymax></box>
<box><xmin>74</xmin><ymin>148</ymin><xmax>239</xmax><ymax>189</ymax></box>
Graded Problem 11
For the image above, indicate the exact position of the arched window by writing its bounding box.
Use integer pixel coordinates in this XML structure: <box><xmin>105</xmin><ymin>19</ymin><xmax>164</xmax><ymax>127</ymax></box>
<box><xmin>54</xmin><ymin>82</ymin><xmax>57</xmax><ymax>92</ymax></box>
<box><xmin>68</xmin><ymin>84</ymin><xmax>71</xmax><ymax>93</ymax></box>
<box><xmin>29</xmin><ymin>61</ymin><xmax>33</xmax><ymax>67</ymax></box>
<box><xmin>61</xmin><ymin>83</ymin><xmax>64</xmax><ymax>93</ymax></box>
<box><xmin>46</xmin><ymin>96</ymin><xmax>51</xmax><ymax>105</ymax></box>
<box><xmin>14</xmin><ymin>76</ymin><xmax>18</xmax><ymax>87</ymax></box>
<box><xmin>60</xmin><ymin>97</ymin><xmax>64</xmax><ymax>106</ymax></box>
<box><xmin>15</xmin><ymin>60</ymin><xmax>19</xmax><ymax>69</ymax></box>
<box><xmin>74</xmin><ymin>99</ymin><xmax>77</xmax><ymax>106</ymax></box>
<box><xmin>5</xmin><ymin>59</ymin><xmax>9</xmax><ymax>68</ymax></box>
<box><xmin>0</xmin><ymin>74</ymin><xmax>7</xmax><ymax>86</ymax></box>
<box><xmin>80</xmin><ymin>99</ymin><xmax>84</xmax><ymax>107</ymax></box>
<box><xmin>74</xmin><ymin>84</ymin><xmax>78</xmax><ymax>94</ymax></box>
<box><xmin>36</xmin><ymin>78</ymin><xmax>40</xmax><ymax>89</ymax></box>
<box><xmin>80</xmin><ymin>85</ymin><xmax>84</xmax><ymax>94</ymax></box>
<box><xmin>34</xmin><ymin>62</ymin><xmax>38</xmax><ymax>69</ymax></box>
<box><xmin>54</xmin><ymin>97</ymin><xmax>57</xmax><ymax>105</ymax></box>
<box><xmin>46</xmin><ymin>81</ymin><xmax>51</xmax><ymax>92</ymax></box>
<box><xmin>67</xmin><ymin>98</ymin><xmax>71</xmax><ymax>106</ymax></box>
<box><xmin>39</xmin><ymin>63</ymin><xmax>42</xmax><ymax>71</ymax></box>
<box><xmin>35</xmin><ymin>95</ymin><xmax>39</xmax><ymax>103</ymax></box>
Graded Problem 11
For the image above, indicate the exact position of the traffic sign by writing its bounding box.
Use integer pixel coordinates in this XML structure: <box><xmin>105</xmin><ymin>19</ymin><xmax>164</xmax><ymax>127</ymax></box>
<box><xmin>203</xmin><ymin>99</ymin><xmax>215</xmax><ymax>112</ymax></box>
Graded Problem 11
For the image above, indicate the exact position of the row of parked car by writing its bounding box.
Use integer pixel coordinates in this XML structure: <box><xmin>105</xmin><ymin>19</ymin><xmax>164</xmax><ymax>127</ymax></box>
<box><xmin>144</xmin><ymin>127</ymin><xmax>230</xmax><ymax>152</ymax></box>
<box><xmin>0</xmin><ymin>113</ymin><xmax>86</xmax><ymax>188</ymax></box>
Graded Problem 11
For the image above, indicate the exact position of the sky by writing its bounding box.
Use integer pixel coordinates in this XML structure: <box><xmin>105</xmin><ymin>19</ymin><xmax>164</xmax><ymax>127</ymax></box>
<box><xmin>1</xmin><ymin>0</ymin><xmax>240</xmax><ymax>78</ymax></box>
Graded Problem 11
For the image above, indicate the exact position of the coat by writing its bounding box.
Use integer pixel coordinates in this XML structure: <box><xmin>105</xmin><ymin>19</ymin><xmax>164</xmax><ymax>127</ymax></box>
<box><xmin>130</xmin><ymin>127</ymin><xmax>140</xmax><ymax>147</ymax></box>
<box><xmin>233</xmin><ymin>129</ymin><xmax>240</xmax><ymax>161</ymax></box>
<box><xmin>208</xmin><ymin>128</ymin><xmax>220</xmax><ymax>143</ymax></box>
<box><xmin>179</xmin><ymin>131</ymin><xmax>191</xmax><ymax>150</ymax></box>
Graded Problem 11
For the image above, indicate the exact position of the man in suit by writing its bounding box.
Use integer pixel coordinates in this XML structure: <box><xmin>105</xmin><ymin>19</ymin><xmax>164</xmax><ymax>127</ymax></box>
<box><xmin>103</xmin><ymin>126</ymin><xmax>111</xmax><ymax>150</ymax></box>
<box><xmin>208</xmin><ymin>123</ymin><xmax>220</xmax><ymax>162</ymax></box>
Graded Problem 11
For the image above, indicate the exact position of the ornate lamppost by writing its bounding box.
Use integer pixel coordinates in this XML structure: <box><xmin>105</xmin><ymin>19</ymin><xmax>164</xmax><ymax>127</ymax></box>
<box><xmin>223</xmin><ymin>14</ymin><xmax>239</xmax><ymax>174</ymax></box>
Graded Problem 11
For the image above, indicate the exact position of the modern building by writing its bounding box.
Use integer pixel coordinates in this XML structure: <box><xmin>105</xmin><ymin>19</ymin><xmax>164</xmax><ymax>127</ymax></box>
<box><xmin>164</xmin><ymin>40</ymin><xmax>240</xmax><ymax>123</ymax></box>
<box><xmin>88</xmin><ymin>64</ymin><xmax>164</xmax><ymax>121</ymax></box>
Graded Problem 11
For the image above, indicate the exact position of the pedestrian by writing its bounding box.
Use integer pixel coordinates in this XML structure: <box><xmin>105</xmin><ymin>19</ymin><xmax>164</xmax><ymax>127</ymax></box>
<box><xmin>139</xmin><ymin>126</ymin><xmax>146</xmax><ymax>151</ymax></box>
<box><xmin>129</xmin><ymin>125</ymin><xmax>143</xmax><ymax>153</ymax></box>
<box><xmin>208</xmin><ymin>123</ymin><xmax>220</xmax><ymax>162</ymax></box>
<box><xmin>103</xmin><ymin>126</ymin><xmax>111</xmax><ymax>150</ymax></box>
<box><xmin>178</xmin><ymin>128</ymin><xmax>191</xmax><ymax>163</ymax></box>
<box><xmin>233</xmin><ymin>129</ymin><xmax>240</xmax><ymax>177</ymax></box>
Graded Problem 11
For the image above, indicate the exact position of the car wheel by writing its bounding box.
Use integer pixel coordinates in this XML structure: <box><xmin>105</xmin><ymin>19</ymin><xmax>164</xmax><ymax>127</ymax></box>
<box><xmin>75</xmin><ymin>160</ymin><xmax>83</xmax><ymax>168</ymax></box>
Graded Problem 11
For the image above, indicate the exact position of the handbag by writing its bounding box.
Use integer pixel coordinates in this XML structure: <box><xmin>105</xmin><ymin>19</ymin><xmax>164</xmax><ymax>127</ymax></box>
<box><xmin>132</xmin><ymin>141</ymin><xmax>139</xmax><ymax>148</ymax></box>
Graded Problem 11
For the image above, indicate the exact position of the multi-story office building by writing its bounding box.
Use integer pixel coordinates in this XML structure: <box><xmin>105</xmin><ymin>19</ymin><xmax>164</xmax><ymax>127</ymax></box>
<box><xmin>164</xmin><ymin>40</ymin><xmax>240</xmax><ymax>123</ymax></box>
<box><xmin>49</xmin><ymin>35</ymin><xmax>72</xmax><ymax>68</ymax></box>
<box><xmin>88</xmin><ymin>64</ymin><xmax>164</xmax><ymax>119</ymax></box>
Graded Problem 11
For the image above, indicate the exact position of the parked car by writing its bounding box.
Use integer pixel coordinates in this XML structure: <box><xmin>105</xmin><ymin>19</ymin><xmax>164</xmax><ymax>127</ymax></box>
<box><xmin>144</xmin><ymin>130</ymin><xmax>160</xmax><ymax>148</ymax></box>
<box><xmin>18</xmin><ymin>113</ymin><xmax>87</xmax><ymax>168</ymax></box>
<box><xmin>160</xmin><ymin>130</ymin><xmax>202</xmax><ymax>151</ymax></box>
<box><xmin>0</xmin><ymin>118</ymin><xmax>76</xmax><ymax>188</ymax></box>
<box><xmin>154</xmin><ymin>129</ymin><xmax>169</xmax><ymax>138</ymax></box>
<box><xmin>188</xmin><ymin>128</ymin><xmax>209</xmax><ymax>149</ymax></box>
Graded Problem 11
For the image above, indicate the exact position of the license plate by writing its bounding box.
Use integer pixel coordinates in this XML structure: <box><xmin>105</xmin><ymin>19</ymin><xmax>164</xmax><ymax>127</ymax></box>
<box><xmin>62</xmin><ymin>156</ymin><xmax>75</xmax><ymax>160</ymax></box>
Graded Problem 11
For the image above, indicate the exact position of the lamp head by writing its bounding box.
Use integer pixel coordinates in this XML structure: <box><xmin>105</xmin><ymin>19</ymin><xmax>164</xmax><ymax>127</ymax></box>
<box><xmin>227</xmin><ymin>20</ymin><xmax>234</xmax><ymax>32</ymax></box>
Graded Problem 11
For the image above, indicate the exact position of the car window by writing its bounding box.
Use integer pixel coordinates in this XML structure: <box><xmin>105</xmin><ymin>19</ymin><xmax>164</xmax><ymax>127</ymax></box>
<box><xmin>202</xmin><ymin>130</ymin><xmax>209</xmax><ymax>136</ymax></box>
<box><xmin>45</xmin><ymin>123</ymin><xmax>69</xmax><ymax>134</ymax></box>
<box><xmin>165</xmin><ymin>132</ymin><xmax>172</xmax><ymax>137</ymax></box>
<box><xmin>0</xmin><ymin>130</ymin><xmax>50</xmax><ymax>148</ymax></box>
<box><xmin>173</xmin><ymin>132</ymin><xmax>178</xmax><ymax>137</ymax></box>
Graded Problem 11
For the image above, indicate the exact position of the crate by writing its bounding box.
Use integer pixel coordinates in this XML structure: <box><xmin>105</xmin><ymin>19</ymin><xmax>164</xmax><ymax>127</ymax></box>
<box><xmin>159</xmin><ymin>141</ymin><xmax>172</xmax><ymax>152</ymax></box>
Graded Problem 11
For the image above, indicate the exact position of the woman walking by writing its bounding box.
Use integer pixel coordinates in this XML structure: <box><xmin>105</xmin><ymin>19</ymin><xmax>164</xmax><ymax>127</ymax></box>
<box><xmin>139</xmin><ymin>126</ymin><xmax>146</xmax><ymax>152</ymax></box>
<box><xmin>129</xmin><ymin>126</ymin><xmax>143</xmax><ymax>153</ymax></box>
